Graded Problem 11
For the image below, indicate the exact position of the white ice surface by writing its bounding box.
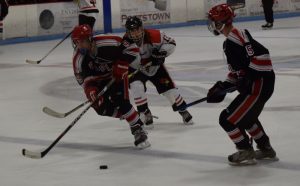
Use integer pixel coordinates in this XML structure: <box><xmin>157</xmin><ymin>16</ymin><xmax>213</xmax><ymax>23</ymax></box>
<box><xmin>1</xmin><ymin>17</ymin><xmax>300</xmax><ymax>186</ymax></box>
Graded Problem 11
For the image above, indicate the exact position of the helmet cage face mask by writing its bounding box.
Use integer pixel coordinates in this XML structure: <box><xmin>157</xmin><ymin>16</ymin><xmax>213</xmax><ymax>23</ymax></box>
<box><xmin>127</xmin><ymin>27</ymin><xmax>144</xmax><ymax>44</ymax></box>
<box><xmin>72</xmin><ymin>37</ymin><xmax>93</xmax><ymax>55</ymax></box>
<box><xmin>125</xmin><ymin>16</ymin><xmax>144</xmax><ymax>44</ymax></box>
<box><xmin>207</xmin><ymin>18</ymin><xmax>225</xmax><ymax>35</ymax></box>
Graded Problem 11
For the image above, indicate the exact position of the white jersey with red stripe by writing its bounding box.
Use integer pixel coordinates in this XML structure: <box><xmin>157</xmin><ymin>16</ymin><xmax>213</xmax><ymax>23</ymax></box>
<box><xmin>72</xmin><ymin>34</ymin><xmax>140</xmax><ymax>89</ymax></box>
<box><xmin>124</xmin><ymin>29</ymin><xmax>176</xmax><ymax>76</ymax></box>
<box><xmin>223</xmin><ymin>27</ymin><xmax>273</xmax><ymax>83</ymax></box>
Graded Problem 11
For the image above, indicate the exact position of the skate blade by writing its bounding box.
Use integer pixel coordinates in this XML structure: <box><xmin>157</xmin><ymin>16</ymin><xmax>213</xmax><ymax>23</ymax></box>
<box><xmin>262</xmin><ymin>27</ymin><xmax>273</xmax><ymax>30</ymax></box>
<box><xmin>256</xmin><ymin>156</ymin><xmax>279</xmax><ymax>162</ymax></box>
<box><xmin>229</xmin><ymin>159</ymin><xmax>257</xmax><ymax>166</ymax></box>
<box><xmin>136</xmin><ymin>140</ymin><xmax>151</xmax><ymax>149</ymax></box>
<box><xmin>183</xmin><ymin>119</ymin><xmax>194</xmax><ymax>125</ymax></box>
<box><xmin>144</xmin><ymin>124</ymin><xmax>154</xmax><ymax>130</ymax></box>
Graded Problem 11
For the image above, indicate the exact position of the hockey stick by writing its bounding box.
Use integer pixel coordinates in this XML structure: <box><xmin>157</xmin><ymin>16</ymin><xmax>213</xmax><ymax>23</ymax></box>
<box><xmin>26</xmin><ymin>31</ymin><xmax>72</xmax><ymax>64</ymax></box>
<box><xmin>43</xmin><ymin>100</ymin><xmax>89</xmax><ymax>118</ymax></box>
<box><xmin>43</xmin><ymin>67</ymin><xmax>140</xmax><ymax>118</ymax></box>
<box><xmin>128</xmin><ymin>62</ymin><xmax>153</xmax><ymax>79</ymax></box>
<box><xmin>22</xmin><ymin>79</ymin><xmax>115</xmax><ymax>159</ymax></box>
<box><xmin>185</xmin><ymin>87</ymin><xmax>236</xmax><ymax>109</ymax></box>
<box><xmin>43</xmin><ymin>64</ymin><xmax>146</xmax><ymax>118</ymax></box>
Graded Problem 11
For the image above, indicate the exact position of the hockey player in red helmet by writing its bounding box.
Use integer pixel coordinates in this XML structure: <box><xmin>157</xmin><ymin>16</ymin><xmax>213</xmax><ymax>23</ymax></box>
<box><xmin>206</xmin><ymin>4</ymin><xmax>278</xmax><ymax>165</ymax></box>
<box><xmin>71</xmin><ymin>22</ymin><xmax>151</xmax><ymax>149</ymax></box>
<box><xmin>71</xmin><ymin>24</ymin><xmax>93</xmax><ymax>55</ymax></box>
<box><xmin>207</xmin><ymin>3</ymin><xmax>235</xmax><ymax>36</ymax></box>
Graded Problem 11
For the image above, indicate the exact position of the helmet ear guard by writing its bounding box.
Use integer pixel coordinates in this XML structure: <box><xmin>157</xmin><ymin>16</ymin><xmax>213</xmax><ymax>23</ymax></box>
<box><xmin>207</xmin><ymin>3</ymin><xmax>235</xmax><ymax>35</ymax></box>
<box><xmin>207</xmin><ymin>18</ymin><xmax>221</xmax><ymax>36</ymax></box>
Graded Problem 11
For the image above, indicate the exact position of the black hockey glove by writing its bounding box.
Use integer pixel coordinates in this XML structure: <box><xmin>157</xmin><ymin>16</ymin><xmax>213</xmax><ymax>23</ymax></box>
<box><xmin>207</xmin><ymin>81</ymin><xmax>227</xmax><ymax>103</ymax></box>
<box><xmin>151</xmin><ymin>48</ymin><xmax>167</xmax><ymax>66</ymax></box>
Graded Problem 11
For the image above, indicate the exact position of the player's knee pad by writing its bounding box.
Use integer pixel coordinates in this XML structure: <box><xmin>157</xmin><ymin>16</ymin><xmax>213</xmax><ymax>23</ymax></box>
<box><xmin>219</xmin><ymin>109</ymin><xmax>235</xmax><ymax>131</ymax></box>
<box><xmin>130</xmin><ymin>81</ymin><xmax>147</xmax><ymax>106</ymax></box>
<box><xmin>130</xmin><ymin>81</ymin><xmax>146</xmax><ymax>95</ymax></box>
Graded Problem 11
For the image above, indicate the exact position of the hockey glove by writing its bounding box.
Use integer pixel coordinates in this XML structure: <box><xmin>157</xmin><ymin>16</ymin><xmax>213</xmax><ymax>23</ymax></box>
<box><xmin>84</xmin><ymin>86</ymin><xmax>104</xmax><ymax>106</ymax></box>
<box><xmin>151</xmin><ymin>48</ymin><xmax>167</xmax><ymax>66</ymax></box>
<box><xmin>207</xmin><ymin>81</ymin><xmax>227</xmax><ymax>103</ymax></box>
<box><xmin>113</xmin><ymin>60</ymin><xmax>129</xmax><ymax>82</ymax></box>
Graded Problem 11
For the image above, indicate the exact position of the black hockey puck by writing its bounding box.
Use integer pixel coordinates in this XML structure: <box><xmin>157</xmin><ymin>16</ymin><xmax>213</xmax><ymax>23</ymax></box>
<box><xmin>99</xmin><ymin>165</ymin><xmax>108</xmax><ymax>169</ymax></box>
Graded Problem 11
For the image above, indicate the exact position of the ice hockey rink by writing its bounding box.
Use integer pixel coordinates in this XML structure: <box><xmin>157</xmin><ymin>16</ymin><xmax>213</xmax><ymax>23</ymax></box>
<box><xmin>1</xmin><ymin>17</ymin><xmax>300</xmax><ymax>186</ymax></box>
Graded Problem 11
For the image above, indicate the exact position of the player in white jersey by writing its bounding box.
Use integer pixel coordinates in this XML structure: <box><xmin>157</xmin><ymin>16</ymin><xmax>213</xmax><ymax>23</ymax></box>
<box><xmin>123</xmin><ymin>16</ymin><xmax>194</xmax><ymax>128</ymax></box>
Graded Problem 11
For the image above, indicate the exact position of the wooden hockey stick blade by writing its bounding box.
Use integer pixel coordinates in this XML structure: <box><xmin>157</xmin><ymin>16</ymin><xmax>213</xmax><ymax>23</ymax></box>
<box><xmin>22</xmin><ymin>148</ymin><xmax>43</xmax><ymax>159</ymax></box>
<box><xmin>43</xmin><ymin>107</ymin><xmax>67</xmax><ymax>118</ymax></box>
<box><xmin>42</xmin><ymin>101</ymin><xmax>88</xmax><ymax>118</ymax></box>
<box><xmin>26</xmin><ymin>59</ymin><xmax>42</xmax><ymax>64</ymax></box>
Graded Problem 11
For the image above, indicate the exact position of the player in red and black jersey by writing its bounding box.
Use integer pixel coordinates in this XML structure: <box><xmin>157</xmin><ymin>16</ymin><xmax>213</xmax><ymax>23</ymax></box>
<box><xmin>123</xmin><ymin>16</ymin><xmax>194</xmax><ymax>128</ymax></box>
<box><xmin>206</xmin><ymin>3</ymin><xmax>277</xmax><ymax>165</ymax></box>
<box><xmin>71</xmin><ymin>8</ymin><xmax>150</xmax><ymax>148</ymax></box>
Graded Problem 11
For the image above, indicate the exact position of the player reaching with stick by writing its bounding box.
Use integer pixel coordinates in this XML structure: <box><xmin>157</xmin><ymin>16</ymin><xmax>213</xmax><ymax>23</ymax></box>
<box><xmin>206</xmin><ymin>4</ymin><xmax>278</xmax><ymax>165</ymax></box>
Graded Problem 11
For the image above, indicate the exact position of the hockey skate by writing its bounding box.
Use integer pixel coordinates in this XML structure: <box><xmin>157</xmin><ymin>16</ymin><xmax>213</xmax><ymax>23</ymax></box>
<box><xmin>179</xmin><ymin>110</ymin><xmax>194</xmax><ymax>125</ymax></box>
<box><xmin>228</xmin><ymin>147</ymin><xmax>257</xmax><ymax>166</ymax></box>
<box><xmin>139</xmin><ymin>109</ymin><xmax>154</xmax><ymax>129</ymax></box>
<box><xmin>262</xmin><ymin>23</ymin><xmax>273</xmax><ymax>30</ymax></box>
<box><xmin>255</xmin><ymin>146</ymin><xmax>278</xmax><ymax>161</ymax></box>
<box><xmin>134</xmin><ymin>129</ymin><xmax>151</xmax><ymax>149</ymax></box>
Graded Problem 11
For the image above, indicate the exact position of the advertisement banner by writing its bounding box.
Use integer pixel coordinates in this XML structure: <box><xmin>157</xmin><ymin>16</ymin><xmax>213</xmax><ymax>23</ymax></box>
<box><xmin>290</xmin><ymin>0</ymin><xmax>300</xmax><ymax>11</ymax></box>
<box><xmin>37</xmin><ymin>2</ymin><xmax>78</xmax><ymax>35</ymax></box>
<box><xmin>120</xmin><ymin>0</ymin><xmax>171</xmax><ymax>26</ymax></box>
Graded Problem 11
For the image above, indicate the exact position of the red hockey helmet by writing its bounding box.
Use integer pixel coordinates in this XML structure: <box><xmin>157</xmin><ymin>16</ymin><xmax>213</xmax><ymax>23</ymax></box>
<box><xmin>71</xmin><ymin>24</ymin><xmax>93</xmax><ymax>43</ymax></box>
<box><xmin>207</xmin><ymin>4</ymin><xmax>235</xmax><ymax>35</ymax></box>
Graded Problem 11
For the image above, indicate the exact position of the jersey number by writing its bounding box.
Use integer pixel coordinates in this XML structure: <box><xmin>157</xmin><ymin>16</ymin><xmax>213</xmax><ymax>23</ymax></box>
<box><xmin>245</xmin><ymin>44</ymin><xmax>254</xmax><ymax>57</ymax></box>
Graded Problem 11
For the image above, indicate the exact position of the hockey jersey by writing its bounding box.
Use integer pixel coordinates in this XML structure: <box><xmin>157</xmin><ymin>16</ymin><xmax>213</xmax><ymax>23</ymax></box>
<box><xmin>123</xmin><ymin>29</ymin><xmax>176</xmax><ymax>76</ymax></box>
<box><xmin>223</xmin><ymin>28</ymin><xmax>273</xmax><ymax>84</ymax></box>
<box><xmin>72</xmin><ymin>35</ymin><xmax>140</xmax><ymax>89</ymax></box>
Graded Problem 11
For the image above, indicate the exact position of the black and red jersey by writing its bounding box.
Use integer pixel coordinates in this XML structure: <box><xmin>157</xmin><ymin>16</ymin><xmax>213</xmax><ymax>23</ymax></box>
<box><xmin>223</xmin><ymin>28</ymin><xmax>273</xmax><ymax>84</ymax></box>
<box><xmin>72</xmin><ymin>35</ymin><xmax>140</xmax><ymax>89</ymax></box>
